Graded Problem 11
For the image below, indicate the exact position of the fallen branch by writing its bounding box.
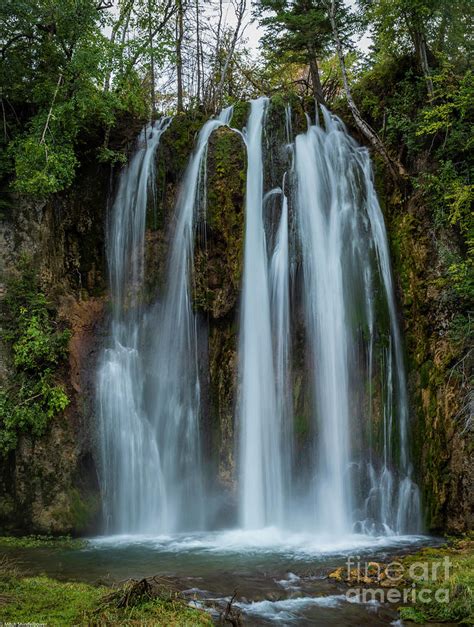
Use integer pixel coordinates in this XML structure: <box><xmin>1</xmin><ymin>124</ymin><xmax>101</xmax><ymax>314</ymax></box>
<box><xmin>220</xmin><ymin>590</ymin><xmax>241</xmax><ymax>625</ymax></box>
<box><xmin>97</xmin><ymin>574</ymin><xmax>180</xmax><ymax>612</ymax></box>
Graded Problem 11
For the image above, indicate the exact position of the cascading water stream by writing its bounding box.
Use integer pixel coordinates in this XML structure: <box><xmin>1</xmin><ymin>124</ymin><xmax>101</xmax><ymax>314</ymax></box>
<box><xmin>293</xmin><ymin>108</ymin><xmax>421</xmax><ymax>534</ymax></box>
<box><xmin>237</xmin><ymin>100</ymin><xmax>420</xmax><ymax>535</ymax></box>
<box><xmin>269</xmin><ymin>177</ymin><xmax>292</xmax><ymax>520</ymax></box>
<box><xmin>97</xmin><ymin>100</ymin><xmax>421</xmax><ymax>539</ymax></box>
<box><xmin>358</xmin><ymin>127</ymin><xmax>422</xmax><ymax>532</ymax></box>
<box><xmin>97</xmin><ymin>118</ymin><xmax>171</xmax><ymax>533</ymax></box>
<box><xmin>239</xmin><ymin>97</ymin><xmax>286</xmax><ymax>528</ymax></box>
<box><xmin>146</xmin><ymin>106</ymin><xmax>234</xmax><ymax>532</ymax></box>
<box><xmin>98</xmin><ymin>109</ymin><xmax>234</xmax><ymax>534</ymax></box>
<box><xmin>295</xmin><ymin>117</ymin><xmax>353</xmax><ymax>535</ymax></box>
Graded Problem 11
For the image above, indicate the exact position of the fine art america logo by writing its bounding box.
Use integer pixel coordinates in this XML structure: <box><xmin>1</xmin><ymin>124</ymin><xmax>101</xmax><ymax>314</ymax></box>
<box><xmin>344</xmin><ymin>556</ymin><xmax>451</xmax><ymax>604</ymax></box>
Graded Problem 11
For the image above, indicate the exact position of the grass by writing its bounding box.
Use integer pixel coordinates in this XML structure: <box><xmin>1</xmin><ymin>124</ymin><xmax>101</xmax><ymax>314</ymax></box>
<box><xmin>397</xmin><ymin>537</ymin><xmax>474</xmax><ymax>624</ymax></box>
<box><xmin>0</xmin><ymin>534</ymin><xmax>88</xmax><ymax>549</ymax></box>
<box><xmin>0</xmin><ymin>575</ymin><xmax>104</xmax><ymax>624</ymax></box>
<box><xmin>328</xmin><ymin>536</ymin><xmax>474</xmax><ymax>624</ymax></box>
<box><xmin>0</xmin><ymin>557</ymin><xmax>212</xmax><ymax>626</ymax></box>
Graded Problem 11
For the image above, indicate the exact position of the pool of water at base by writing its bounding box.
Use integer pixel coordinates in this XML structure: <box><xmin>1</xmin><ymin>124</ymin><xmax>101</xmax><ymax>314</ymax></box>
<box><xmin>2</xmin><ymin>528</ymin><xmax>443</xmax><ymax>626</ymax></box>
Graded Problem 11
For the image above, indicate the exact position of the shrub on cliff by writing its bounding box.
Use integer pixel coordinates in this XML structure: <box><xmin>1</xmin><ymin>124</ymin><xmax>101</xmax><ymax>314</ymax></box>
<box><xmin>0</xmin><ymin>259</ymin><xmax>71</xmax><ymax>454</ymax></box>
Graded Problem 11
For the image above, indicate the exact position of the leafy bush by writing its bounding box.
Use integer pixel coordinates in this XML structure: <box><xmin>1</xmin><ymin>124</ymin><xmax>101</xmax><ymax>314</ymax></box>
<box><xmin>0</xmin><ymin>260</ymin><xmax>71</xmax><ymax>455</ymax></box>
<box><xmin>12</xmin><ymin>137</ymin><xmax>78</xmax><ymax>196</ymax></box>
<box><xmin>414</xmin><ymin>69</ymin><xmax>473</xmax><ymax>308</ymax></box>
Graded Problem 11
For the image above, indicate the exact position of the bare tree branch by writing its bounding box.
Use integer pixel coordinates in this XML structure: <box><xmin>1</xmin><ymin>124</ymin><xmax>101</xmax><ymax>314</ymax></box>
<box><xmin>213</xmin><ymin>0</ymin><xmax>246</xmax><ymax>110</ymax></box>
<box><xmin>122</xmin><ymin>0</ymin><xmax>177</xmax><ymax>80</ymax></box>
<box><xmin>40</xmin><ymin>74</ymin><xmax>63</xmax><ymax>145</ymax></box>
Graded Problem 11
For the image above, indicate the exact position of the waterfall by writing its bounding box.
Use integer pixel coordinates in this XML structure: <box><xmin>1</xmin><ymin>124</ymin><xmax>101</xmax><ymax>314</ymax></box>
<box><xmin>269</xmin><ymin>176</ymin><xmax>292</xmax><ymax>521</ymax></box>
<box><xmin>97</xmin><ymin>109</ymin><xmax>233</xmax><ymax>534</ymax></box>
<box><xmin>146</xmin><ymin>106</ymin><xmax>234</xmax><ymax>532</ymax></box>
<box><xmin>97</xmin><ymin>101</ymin><xmax>421</xmax><ymax>538</ymax></box>
<box><xmin>293</xmin><ymin>108</ymin><xmax>421</xmax><ymax>534</ymax></box>
<box><xmin>97</xmin><ymin>118</ymin><xmax>171</xmax><ymax>533</ymax></box>
<box><xmin>357</xmin><ymin>126</ymin><xmax>422</xmax><ymax>534</ymax></box>
<box><xmin>239</xmin><ymin>97</ymin><xmax>286</xmax><ymax>528</ymax></box>
<box><xmin>295</xmin><ymin>118</ymin><xmax>353</xmax><ymax>535</ymax></box>
<box><xmin>237</xmin><ymin>100</ymin><xmax>420</xmax><ymax>535</ymax></box>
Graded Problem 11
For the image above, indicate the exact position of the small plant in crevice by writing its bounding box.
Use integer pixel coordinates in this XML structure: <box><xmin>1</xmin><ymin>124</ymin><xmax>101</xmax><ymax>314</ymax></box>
<box><xmin>0</xmin><ymin>258</ymin><xmax>71</xmax><ymax>455</ymax></box>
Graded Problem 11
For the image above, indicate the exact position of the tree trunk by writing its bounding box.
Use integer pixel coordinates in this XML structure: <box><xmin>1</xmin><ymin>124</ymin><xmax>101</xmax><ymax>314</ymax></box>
<box><xmin>118</xmin><ymin>9</ymin><xmax>132</xmax><ymax>77</ymax></box>
<box><xmin>214</xmin><ymin>0</ymin><xmax>245</xmax><ymax>110</ymax></box>
<box><xmin>121</xmin><ymin>0</ymin><xmax>176</xmax><ymax>81</ymax></box>
<box><xmin>307</xmin><ymin>47</ymin><xmax>326</xmax><ymax>106</ymax></box>
<box><xmin>148</xmin><ymin>0</ymin><xmax>156</xmax><ymax>116</ymax></box>
<box><xmin>195</xmin><ymin>0</ymin><xmax>201</xmax><ymax>104</ymax></box>
<box><xmin>417</xmin><ymin>31</ymin><xmax>435</xmax><ymax>99</ymax></box>
<box><xmin>104</xmin><ymin>0</ymin><xmax>133</xmax><ymax>93</ymax></box>
<box><xmin>436</xmin><ymin>8</ymin><xmax>448</xmax><ymax>53</ymax></box>
<box><xmin>209</xmin><ymin>0</ymin><xmax>224</xmax><ymax>107</ymax></box>
<box><xmin>176</xmin><ymin>0</ymin><xmax>184</xmax><ymax>112</ymax></box>
<box><xmin>402</xmin><ymin>11</ymin><xmax>434</xmax><ymax>100</ymax></box>
<box><xmin>40</xmin><ymin>74</ymin><xmax>62</xmax><ymax>145</ymax></box>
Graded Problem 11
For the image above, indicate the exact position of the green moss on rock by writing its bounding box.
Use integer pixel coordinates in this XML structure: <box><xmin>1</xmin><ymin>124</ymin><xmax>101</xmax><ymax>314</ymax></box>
<box><xmin>194</xmin><ymin>126</ymin><xmax>246</xmax><ymax>318</ymax></box>
<box><xmin>376</xmin><ymin>165</ymin><xmax>473</xmax><ymax>533</ymax></box>
<box><xmin>229</xmin><ymin>101</ymin><xmax>249</xmax><ymax>129</ymax></box>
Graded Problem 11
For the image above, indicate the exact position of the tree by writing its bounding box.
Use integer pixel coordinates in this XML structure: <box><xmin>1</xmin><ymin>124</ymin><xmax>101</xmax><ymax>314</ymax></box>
<box><xmin>358</xmin><ymin>0</ymin><xmax>473</xmax><ymax>99</ymax></box>
<box><xmin>106</xmin><ymin>0</ymin><xmax>176</xmax><ymax>99</ymax></box>
<box><xmin>0</xmin><ymin>0</ymin><xmax>114</xmax><ymax>193</ymax></box>
<box><xmin>103</xmin><ymin>0</ymin><xmax>134</xmax><ymax>93</ymax></box>
<box><xmin>213</xmin><ymin>0</ymin><xmax>246</xmax><ymax>109</ymax></box>
<box><xmin>325</xmin><ymin>0</ymin><xmax>406</xmax><ymax>179</ymax></box>
<box><xmin>0</xmin><ymin>0</ymin><xmax>184</xmax><ymax>194</ymax></box>
<box><xmin>176</xmin><ymin>0</ymin><xmax>185</xmax><ymax>111</ymax></box>
<box><xmin>256</xmin><ymin>0</ymin><xmax>350</xmax><ymax>106</ymax></box>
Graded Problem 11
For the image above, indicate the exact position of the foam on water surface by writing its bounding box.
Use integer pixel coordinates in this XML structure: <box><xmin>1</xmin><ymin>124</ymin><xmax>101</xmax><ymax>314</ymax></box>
<box><xmin>89</xmin><ymin>527</ymin><xmax>427</xmax><ymax>558</ymax></box>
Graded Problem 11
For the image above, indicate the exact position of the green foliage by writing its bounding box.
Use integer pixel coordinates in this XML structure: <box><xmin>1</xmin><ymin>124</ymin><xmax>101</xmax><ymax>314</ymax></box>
<box><xmin>0</xmin><ymin>0</ymin><xmax>156</xmax><ymax>196</ymax></box>
<box><xmin>12</xmin><ymin>138</ymin><xmax>77</xmax><ymax>196</ymax></box>
<box><xmin>13</xmin><ymin>306</ymin><xmax>70</xmax><ymax>371</ymax></box>
<box><xmin>383</xmin><ymin>71</ymin><xmax>427</xmax><ymax>157</ymax></box>
<box><xmin>358</xmin><ymin>0</ymin><xmax>473</xmax><ymax>66</ymax></box>
<box><xmin>448</xmin><ymin>314</ymin><xmax>472</xmax><ymax>352</ymax></box>
<box><xmin>256</xmin><ymin>0</ymin><xmax>351</xmax><ymax>97</ymax></box>
<box><xmin>0</xmin><ymin>535</ymin><xmax>87</xmax><ymax>549</ymax></box>
<box><xmin>0</xmin><ymin>260</ymin><xmax>71</xmax><ymax>455</ymax></box>
<box><xmin>257</xmin><ymin>0</ymin><xmax>333</xmax><ymax>61</ymax></box>
<box><xmin>97</xmin><ymin>146</ymin><xmax>128</xmax><ymax>166</ymax></box>
<box><xmin>420</xmin><ymin>161</ymin><xmax>473</xmax><ymax>251</ymax></box>
<box><xmin>398</xmin><ymin>540</ymin><xmax>474</xmax><ymax>624</ymax></box>
<box><xmin>352</xmin><ymin>52</ymin><xmax>472</xmax><ymax>314</ymax></box>
<box><xmin>414</xmin><ymin>68</ymin><xmax>474</xmax><ymax>307</ymax></box>
<box><xmin>417</xmin><ymin>69</ymin><xmax>473</xmax><ymax>153</ymax></box>
<box><xmin>0</xmin><ymin>573</ymin><xmax>212</xmax><ymax>625</ymax></box>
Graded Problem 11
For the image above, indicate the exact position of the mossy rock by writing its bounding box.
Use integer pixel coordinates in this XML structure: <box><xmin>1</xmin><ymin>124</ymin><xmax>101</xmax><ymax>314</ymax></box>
<box><xmin>229</xmin><ymin>100</ymin><xmax>249</xmax><ymax>130</ymax></box>
<box><xmin>208</xmin><ymin>323</ymin><xmax>238</xmax><ymax>495</ymax></box>
<box><xmin>193</xmin><ymin>126</ymin><xmax>246</xmax><ymax>318</ymax></box>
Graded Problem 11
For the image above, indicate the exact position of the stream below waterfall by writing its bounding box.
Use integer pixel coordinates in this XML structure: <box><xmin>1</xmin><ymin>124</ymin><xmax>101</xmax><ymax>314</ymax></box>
<box><xmin>3</xmin><ymin>532</ymin><xmax>440</xmax><ymax>625</ymax></box>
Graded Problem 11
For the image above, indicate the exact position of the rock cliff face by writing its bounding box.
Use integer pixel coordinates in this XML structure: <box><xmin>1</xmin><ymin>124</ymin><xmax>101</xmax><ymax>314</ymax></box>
<box><xmin>0</xmin><ymin>104</ymin><xmax>471</xmax><ymax>535</ymax></box>
<box><xmin>0</xmin><ymin>157</ymin><xmax>110</xmax><ymax>534</ymax></box>
<box><xmin>380</xmin><ymin>182</ymin><xmax>473</xmax><ymax>534</ymax></box>
<box><xmin>195</xmin><ymin>127</ymin><xmax>246</xmax><ymax>503</ymax></box>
